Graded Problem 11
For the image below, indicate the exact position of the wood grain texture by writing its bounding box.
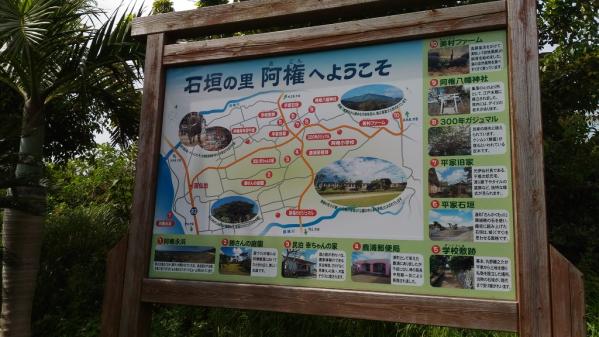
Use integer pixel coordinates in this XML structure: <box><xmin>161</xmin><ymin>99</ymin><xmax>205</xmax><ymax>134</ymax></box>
<box><xmin>550</xmin><ymin>246</ymin><xmax>572</xmax><ymax>336</ymax></box>
<box><xmin>163</xmin><ymin>1</ymin><xmax>506</xmax><ymax>66</ymax></box>
<box><xmin>568</xmin><ymin>263</ymin><xmax>585</xmax><ymax>337</ymax></box>
<box><xmin>141</xmin><ymin>279</ymin><xmax>519</xmax><ymax>332</ymax></box>
<box><xmin>132</xmin><ymin>0</ymin><xmax>442</xmax><ymax>38</ymax></box>
<box><xmin>118</xmin><ymin>33</ymin><xmax>167</xmax><ymax>337</ymax></box>
<box><xmin>101</xmin><ymin>235</ymin><xmax>128</xmax><ymax>337</ymax></box>
<box><xmin>506</xmin><ymin>0</ymin><xmax>553</xmax><ymax>336</ymax></box>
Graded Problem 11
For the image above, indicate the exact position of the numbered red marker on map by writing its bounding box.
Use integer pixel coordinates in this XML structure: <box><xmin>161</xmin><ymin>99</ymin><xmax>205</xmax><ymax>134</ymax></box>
<box><xmin>275</xmin><ymin>212</ymin><xmax>281</xmax><ymax>218</ymax></box>
<box><xmin>431</xmin><ymin>200</ymin><xmax>440</xmax><ymax>208</ymax></box>
<box><xmin>167</xmin><ymin>211</ymin><xmax>173</xmax><ymax>219</ymax></box>
<box><xmin>294</xmin><ymin>121</ymin><xmax>301</xmax><ymax>128</ymax></box>
<box><xmin>284</xmin><ymin>155</ymin><xmax>291</xmax><ymax>163</ymax></box>
<box><xmin>429</xmin><ymin>79</ymin><xmax>439</xmax><ymax>87</ymax></box>
<box><xmin>284</xmin><ymin>240</ymin><xmax>292</xmax><ymax>248</ymax></box>
<box><xmin>353</xmin><ymin>242</ymin><xmax>362</xmax><ymax>251</ymax></box>
<box><xmin>221</xmin><ymin>239</ymin><xmax>229</xmax><ymax>246</ymax></box>
<box><xmin>157</xmin><ymin>237</ymin><xmax>164</xmax><ymax>245</ymax></box>
<box><xmin>277</xmin><ymin>118</ymin><xmax>284</xmax><ymax>126</ymax></box>
<box><xmin>308</xmin><ymin>105</ymin><xmax>316</xmax><ymax>113</ymax></box>
<box><xmin>392</xmin><ymin>112</ymin><xmax>401</xmax><ymax>119</ymax></box>
<box><xmin>293</xmin><ymin>148</ymin><xmax>301</xmax><ymax>156</ymax></box>
<box><xmin>430</xmin><ymin>118</ymin><xmax>439</xmax><ymax>127</ymax></box>
<box><xmin>303</xmin><ymin>118</ymin><xmax>310</xmax><ymax>126</ymax></box>
<box><xmin>266</xmin><ymin>171</ymin><xmax>273</xmax><ymax>179</ymax></box>
<box><xmin>336</xmin><ymin>129</ymin><xmax>343</xmax><ymax>135</ymax></box>
<box><xmin>290</xmin><ymin>112</ymin><xmax>297</xmax><ymax>120</ymax></box>
<box><xmin>245</xmin><ymin>139</ymin><xmax>251</xmax><ymax>144</ymax></box>
<box><xmin>430</xmin><ymin>159</ymin><xmax>439</xmax><ymax>167</ymax></box>
<box><xmin>432</xmin><ymin>245</ymin><xmax>441</xmax><ymax>254</ymax></box>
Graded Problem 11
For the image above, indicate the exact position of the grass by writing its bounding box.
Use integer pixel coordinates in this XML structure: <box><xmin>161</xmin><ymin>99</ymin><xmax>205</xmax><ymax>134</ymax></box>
<box><xmin>326</xmin><ymin>192</ymin><xmax>401</xmax><ymax>207</ymax></box>
<box><xmin>151</xmin><ymin>306</ymin><xmax>520</xmax><ymax>337</ymax></box>
<box><xmin>150</xmin><ymin>274</ymin><xmax>599</xmax><ymax>337</ymax></box>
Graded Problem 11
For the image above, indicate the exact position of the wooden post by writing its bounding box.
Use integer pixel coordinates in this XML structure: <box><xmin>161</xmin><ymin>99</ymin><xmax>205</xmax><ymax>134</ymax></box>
<box><xmin>118</xmin><ymin>33</ymin><xmax>167</xmax><ymax>337</ymax></box>
<box><xmin>506</xmin><ymin>0</ymin><xmax>553</xmax><ymax>336</ymax></box>
<box><xmin>101</xmin><ymin>235</ymin><xmax>128</xmax><ymax>337</ymax></box>
<box><xmin>550</xmin><ymin>246</ymin><xmax>586</xmax><ymax>337</ymax></box>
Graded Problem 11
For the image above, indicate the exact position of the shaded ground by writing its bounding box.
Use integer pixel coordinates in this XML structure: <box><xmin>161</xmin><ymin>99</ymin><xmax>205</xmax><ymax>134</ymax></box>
<box><xmin>428</xmin><ymin>65</ymin><xmax>469</xmax><ymax>77</ymax></box>
<box><xmin>323</xmin><ymin>191</ymin><xmax>401</xmax><ymax>207</ymax></box>
<box><xmin>430</xmin><ymin>228</ymin><xmax>473</xmax><ymax>241</ymax></box>
<box><xmin>438</xmin><ymin>271</ymin><xmax>461</xmax><ymax>288</ymax></box>
<box><xmin>352</xmin><ymin>274</ymin><xmax>390</xmax><ymax>284</ymax></box>
<box><xmin>155</xmin><ymin>251</ymin><xmax>215</xmax><ymax>264</ymax></box>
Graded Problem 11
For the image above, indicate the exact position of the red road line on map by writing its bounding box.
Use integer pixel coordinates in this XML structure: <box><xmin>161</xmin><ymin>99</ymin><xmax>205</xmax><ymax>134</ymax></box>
<box><xmin>182</xmin><ymin>101</ymin><xmax>405</xmax><ymax>231</ymax></box>
<box><xmin>275</xmin><ymin>94</ymin><xmax>314</xmax><ymax>227</ymax></box>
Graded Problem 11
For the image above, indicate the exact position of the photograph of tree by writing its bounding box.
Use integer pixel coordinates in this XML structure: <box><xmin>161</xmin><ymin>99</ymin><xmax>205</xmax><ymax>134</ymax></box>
<box><xmin>428</xmin><ymin>125</ymin><xmax>471</xmax><ymax>156</ymax></box>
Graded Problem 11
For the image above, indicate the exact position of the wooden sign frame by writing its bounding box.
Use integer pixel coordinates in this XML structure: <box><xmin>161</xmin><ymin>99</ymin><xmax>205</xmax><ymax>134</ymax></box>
<box><xmin>101</xmin><ymin>1</ymin><xmax>585</xmax><ymax>336</ymax></box>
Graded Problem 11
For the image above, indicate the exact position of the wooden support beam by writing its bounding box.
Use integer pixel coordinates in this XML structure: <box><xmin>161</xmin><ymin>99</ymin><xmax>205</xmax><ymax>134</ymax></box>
<box><xmin>118</xmin><ymin>33</ymin><xmax>168</xmax><ymax>337</ymax></box>
<box><xmin>132</xmin><ymin>0</ymin><xmax>447</xmax><ymax>39</ymax></box>
<box><xmin>141</xmin><ymin>279</ymin><xmax>519</xmax><ymax>332</ymax></box>
<box><xmin>100</xmin><ymin>235</ymin><xmax>128</xmax><ymax>337</ymax></box>
<box><xmin>550</xmin><ymin>246</ymin><xmax>586</xmax><ymax>337</ymax></box>
<box><xmin>163</xmin><ymin>1</ymin><xmax>506</xmax><ymax>65</ymax></box>
<box><xmin>506</xmin><ymin>0</ymin><xmax>553</xmax><ymax>336</ymax></box>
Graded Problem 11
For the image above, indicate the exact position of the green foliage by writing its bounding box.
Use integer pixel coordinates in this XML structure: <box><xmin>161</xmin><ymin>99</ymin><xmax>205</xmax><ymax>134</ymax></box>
<box><xmin>0</xmin><ymin>0</ymin><xmax>144</xmax><ymax>164</ymax></box>
<box><xmin>32</xmin><ymin>204</ymin><xmax>126</xmax><ymax>337</ymax></box>
<box><xmin>31</xmin><ymin>144</ymin><xmax>136</xmax><ymax>337</ymax></box>
<box><xmin>152</xmin><ymin>0</ymin><xmax>174</xmax><ymax>14</ymax></box>
<box><xmin>47</xmin><ymin>144</ymin><xmax>137</xmax><ymax>221</ymax></box>
<box><xmin>195</xmin><ymin>0</ymin><xmax>228</xmax><ymax>7</ymax></box>
<box><xmin>151</xmin><ymin>306</ymin><xmax>516</xmax><ymax>337</ymax></box>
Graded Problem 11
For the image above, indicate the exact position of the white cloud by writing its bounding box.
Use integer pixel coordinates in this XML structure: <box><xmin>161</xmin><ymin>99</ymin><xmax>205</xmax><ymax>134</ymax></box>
<box><xmin>324</xmin><ymin>157</ymin><xmax>405</xmax><ymax>183</ymax></box>
<box><xmin>444</xmin><ymin>169</ymin><xmax>467</xmax><ymax>185</ymax></box>
<box><xmin>439</xmin><ymin>215</ymin><xmax>469</xmax><ymax>225</ymax></box>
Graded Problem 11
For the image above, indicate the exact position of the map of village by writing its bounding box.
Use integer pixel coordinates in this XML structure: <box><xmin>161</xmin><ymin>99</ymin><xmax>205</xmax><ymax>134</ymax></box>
<box><xmin>157</xmin><ymin>83</ymin><xmax>423</xmax><ymax>240</ymax></box>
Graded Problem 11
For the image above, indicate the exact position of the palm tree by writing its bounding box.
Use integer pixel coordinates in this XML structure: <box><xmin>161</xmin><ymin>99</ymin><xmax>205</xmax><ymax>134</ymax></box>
<box><xmin>0</xmin><ymin>1</ymin><xmax>144</xmax><ymax>335</ymax></box>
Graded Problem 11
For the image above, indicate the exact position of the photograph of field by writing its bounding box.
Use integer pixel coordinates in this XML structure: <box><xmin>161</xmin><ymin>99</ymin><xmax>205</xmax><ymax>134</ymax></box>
<box><xmin>351</xmin><ymin>252</ymin><xmax>391</xmax><ymax>284</ymax></box>
<box><xmin>428</xmin><ymin>45</ymin><xmax>470</xmax><ymax>76</ymax></box>
<box><xmin>219</xmin><ymin>247</ymin><xmax>252</xmax><ymax>276</ymax></box>
<box><xmin>428</xmin><ymin>167</ymin><xmax>472</xmax><ymax>198</ymax></box>
<box><xmin>428</xmin><ymin>125</ymin><xmax>471</xmax><ymax>156</ymax></box>
<box><xmin>428</xmin><ymin>85</ymin><xmax>471</xmax><ymax>116</ymax></box>
<box><xmin>429</xmin><ymin>209</ymin><xmax>474</xmax><ymax>241</ymax></box>
<box><xmin>314</xmin><ymin>157</ymin><xmax>407</xmax><ymax>207</ymax></box>
<box><xmin>154</xmin><ymin>246</ymin><xmax>216</xmax><ymax>264</ymax></box>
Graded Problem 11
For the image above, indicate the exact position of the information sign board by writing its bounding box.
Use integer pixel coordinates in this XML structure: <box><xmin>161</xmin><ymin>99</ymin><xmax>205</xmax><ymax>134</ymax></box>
<box><xmin>150</xmin><ymin>30</ymin><xmax>515</xmax><ymax>300</ymax></box>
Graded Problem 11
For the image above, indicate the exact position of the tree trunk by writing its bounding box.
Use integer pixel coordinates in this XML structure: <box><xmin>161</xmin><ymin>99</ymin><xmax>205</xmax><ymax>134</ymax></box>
<box><xmin>1</xmin><ymin>98</ymin><xmax>46</xmax><ymax>337</ymax></box>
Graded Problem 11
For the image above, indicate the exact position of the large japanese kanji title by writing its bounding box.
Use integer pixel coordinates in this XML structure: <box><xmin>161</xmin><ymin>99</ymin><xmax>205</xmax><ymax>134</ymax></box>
<box><xmin>183</xmin><ymin>59</ymin><xmax>392</xmax><ymax>94</ymax></box>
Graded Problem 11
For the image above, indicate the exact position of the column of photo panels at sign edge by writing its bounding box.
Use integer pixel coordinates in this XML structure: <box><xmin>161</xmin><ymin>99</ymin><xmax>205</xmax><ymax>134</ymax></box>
<box><xmin>426</xmin><ymin>33</ymin><xmax>513</xmax><ymax>292</ymax></box>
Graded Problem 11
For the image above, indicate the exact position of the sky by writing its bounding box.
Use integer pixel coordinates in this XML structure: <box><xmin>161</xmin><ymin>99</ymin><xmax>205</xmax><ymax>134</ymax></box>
<box><xmin>96</xmin><ymin>0</ymin><xmax>197</xmax><ymax>14</ymax></box>
<box><xmin>319</xmin><ymin>157</ymin><xmax>407</xmax><ymax>184</ymax></box>
<box><xmin>94</xmin><ymin>0</ymin><xmax>198</xmax><ymax>143</ymax></box>
<box><xmin>435</xmin><ymin>167</ymin><xmax>470</xmax><ymax>185</ymax></box>
<box><xmin>429</xmin><ymin>209</ymin><xmax>472</xmax><ymax>227</ymax></box>
<box><xmin>342</xmin><ymin>84</ymin><xmax>404</xmax><ymax>100</ymax></box>
<box><xmin>352</xmin><ymin>251</ymin><xmax>389</xmax><ymax>261</ymax></box>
